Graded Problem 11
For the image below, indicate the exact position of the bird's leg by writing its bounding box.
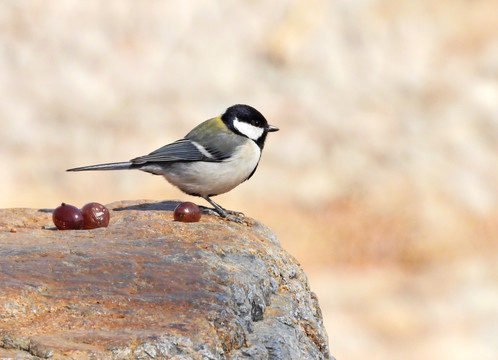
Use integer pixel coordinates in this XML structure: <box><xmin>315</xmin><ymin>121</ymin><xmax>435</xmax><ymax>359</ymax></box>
<box><xmin>202</xmin><ymin>196</ymin><xmax>246</xmax><ymax>223</ymax></box>
<box><xmin>202</xmin><ymin>196</ymin><xmax>228</xmax><ymax>217</ymax></box>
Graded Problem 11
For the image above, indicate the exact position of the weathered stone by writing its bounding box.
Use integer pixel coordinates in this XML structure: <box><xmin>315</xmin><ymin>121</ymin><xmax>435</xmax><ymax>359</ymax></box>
<box><xmin>0</xmin><ymin>200</ymin><xmax>331</xmax><ymax>359</ymax></box>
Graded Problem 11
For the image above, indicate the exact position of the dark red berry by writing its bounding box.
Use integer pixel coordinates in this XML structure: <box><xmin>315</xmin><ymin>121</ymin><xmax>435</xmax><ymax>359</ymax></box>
<box><xmin>81</xmin><ymin>202</ymin><xmax>110</xmax><ymax>229</ymax></box>
<box><xmin>53</xmin><ymin>203</ymin><xmax>84</xmax><ymax>230</ymax></box>
<box><xmin>174</xmin><ymin>202</ymin><xmax>201</xmax><ymax>222</ymax></box>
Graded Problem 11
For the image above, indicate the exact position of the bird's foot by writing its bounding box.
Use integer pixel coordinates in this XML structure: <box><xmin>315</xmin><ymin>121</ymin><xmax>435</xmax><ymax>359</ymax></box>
<box><xmin>224</xmin><ymin>209</ymin><xmax>246</xmax><ymax>217</ymax></box>
<box><xmin>199</xmin><ymin>206</ymin><xmax>221</xmax><ymax>217</ymax></box>
<box><xmin>225</xmin><ymin>214</ymin><xmax>249</xmax><ymax>224</ymax></box>
<box><xmin>199</xmin><ymin>206</ymin><xmax>249</xmax><ymax>225</ymax></box>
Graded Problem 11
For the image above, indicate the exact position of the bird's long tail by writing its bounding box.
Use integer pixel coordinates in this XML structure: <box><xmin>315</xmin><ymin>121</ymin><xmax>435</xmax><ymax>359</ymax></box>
<box><xmin>66</xmin><ymin>162</ymin><xmax>134</xmax><ymax>172</ymax></box>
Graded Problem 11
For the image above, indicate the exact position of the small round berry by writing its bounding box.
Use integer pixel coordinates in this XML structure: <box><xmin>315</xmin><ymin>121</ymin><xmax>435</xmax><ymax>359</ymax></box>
<box><xmin>53</xmin><ymin>203</ymin><xmax>84</xmax><ymax>230</ymax></box>
<box><xmin>81</xmin><ymin>202</ymin><xmax>110</xmax><ymax>229</ymax></box>
<box><xmin>174</xmin><ymin>202</ymin><xmax>201</xmax><ymax>222</ymax></box>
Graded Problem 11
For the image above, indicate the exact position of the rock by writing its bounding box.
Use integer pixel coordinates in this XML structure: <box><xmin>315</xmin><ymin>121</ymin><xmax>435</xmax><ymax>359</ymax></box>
<box><xmin>0</xmin><ymin>200</ymin><xmax>331</xmax><ymax>359</ymax></box>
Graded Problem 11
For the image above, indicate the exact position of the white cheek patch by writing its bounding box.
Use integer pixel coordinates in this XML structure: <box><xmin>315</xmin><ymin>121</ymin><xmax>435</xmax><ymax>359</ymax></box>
<box><xmin>233</xmin><ymin>118</ymin><xmax>264</xmax><ymax>141</ymax></box>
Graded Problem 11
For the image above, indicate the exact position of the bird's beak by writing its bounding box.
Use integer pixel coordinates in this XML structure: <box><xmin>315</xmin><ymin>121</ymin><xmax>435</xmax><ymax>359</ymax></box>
<box><xmin>267</xmin><ymin>125</ymin><xmax>279</xmax><ymax>132</ymax></box>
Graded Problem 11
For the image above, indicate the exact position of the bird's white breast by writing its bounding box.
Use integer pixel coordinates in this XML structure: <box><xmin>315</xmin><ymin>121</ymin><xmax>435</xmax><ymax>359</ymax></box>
<box><xmin>160</xmin><ymin>140</ymin><xmax>261</xmax><ymax>197</ymax></box>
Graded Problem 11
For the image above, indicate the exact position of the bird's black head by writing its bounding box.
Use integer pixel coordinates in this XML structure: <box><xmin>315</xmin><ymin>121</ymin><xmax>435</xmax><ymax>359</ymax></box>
<box><xmin>221</xmin><ymin>104</ymin><xmax>279</xmax><ymax>149</ymax></box>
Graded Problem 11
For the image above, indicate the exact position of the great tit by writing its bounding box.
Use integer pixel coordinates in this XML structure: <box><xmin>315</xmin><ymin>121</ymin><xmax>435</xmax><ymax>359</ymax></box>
<box><xmin>67</xmin><ymin>104</ymin><xmax>279</xmax><ymax>221</ymax></box>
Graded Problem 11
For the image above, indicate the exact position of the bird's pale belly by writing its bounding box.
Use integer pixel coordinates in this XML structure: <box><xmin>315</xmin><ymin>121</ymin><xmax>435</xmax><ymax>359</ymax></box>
<box><xmin>153</xmin><ymin>141</ymin><xmax>261</xmax><ymax>197</ymax></box>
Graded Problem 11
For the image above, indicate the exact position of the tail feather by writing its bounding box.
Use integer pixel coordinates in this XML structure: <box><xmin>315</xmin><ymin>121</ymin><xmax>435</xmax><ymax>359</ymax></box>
<box><xmin>66</xmin><ymin>161</ymin><xmax>133</xmax><ymax>172</ymax></box>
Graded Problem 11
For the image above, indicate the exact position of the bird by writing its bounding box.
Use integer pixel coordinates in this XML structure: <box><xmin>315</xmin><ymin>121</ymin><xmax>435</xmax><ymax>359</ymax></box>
<box><xmin>67</xmin><ymin>104</ymin><xmax>279</xmax><ymax>221</ymax></box>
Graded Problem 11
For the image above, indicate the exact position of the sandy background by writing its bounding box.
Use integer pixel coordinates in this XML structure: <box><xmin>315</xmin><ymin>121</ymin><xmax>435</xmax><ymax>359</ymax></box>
<box><xmin>1</xmin><ymin>1</ymin><xmax>497</xmax><ymax>359</ymax></box>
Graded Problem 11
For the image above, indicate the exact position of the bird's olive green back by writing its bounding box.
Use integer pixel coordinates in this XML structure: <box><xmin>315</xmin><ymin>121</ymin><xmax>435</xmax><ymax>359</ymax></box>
<box><xmin>185</xmin><ymin>116</ymin><xmax>249</xmax><ymax>159</ymax></box>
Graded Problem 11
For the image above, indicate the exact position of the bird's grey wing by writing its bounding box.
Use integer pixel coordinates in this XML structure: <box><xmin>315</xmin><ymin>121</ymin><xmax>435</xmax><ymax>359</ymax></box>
<box><xmin>184</xmin><ymin>119</ymin><xmax>245</xmax><ymax>160</ymax></box>
<box><xmin>131</xmin><ymin>139</ymin><xmax>222</xmax><ymax>164</ymax></box>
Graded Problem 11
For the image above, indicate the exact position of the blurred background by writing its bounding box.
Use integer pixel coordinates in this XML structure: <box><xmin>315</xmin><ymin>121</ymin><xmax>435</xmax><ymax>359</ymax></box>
<box><xmin>1</xmin><ymin>0</ymin><xmax>497</xmax><ymax>359</ymax></box>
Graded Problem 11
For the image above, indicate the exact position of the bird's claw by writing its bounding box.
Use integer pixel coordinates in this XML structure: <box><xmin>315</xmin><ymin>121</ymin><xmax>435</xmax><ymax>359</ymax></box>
<box><xmin>225</xmin><ymin>214</ymin><xmax>249</xmax><ymax>224</ymax></box>
<box><xmin>200</xmin><ymin>206</ymin><xmax>249</xmax><ymax>225</ymax></box>
<box><xmin>225</xmin><ymin>209</ymin><xmax>245</xmax><ymax>217</ymax></box>
<box><xmin>200</xmin><ymin>206</ymin><xmax>220</xmax><ymax>216</ymax></box>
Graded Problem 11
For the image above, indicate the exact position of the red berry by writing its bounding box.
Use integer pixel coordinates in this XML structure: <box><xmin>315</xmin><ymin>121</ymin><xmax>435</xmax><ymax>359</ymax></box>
<box><xmin>174</xmin><ymin>202</ymin><xmax>201</xmax><ymax>222</ymax></box>
<box><xmin>53</xmin><ymin>203</ymin><xmax>84</xmax><ymax>230</ymax></box>
<box><xmin>81</xmin><ymin>202</ymin><xmax>110</xmax><ymax>229</ymax></box>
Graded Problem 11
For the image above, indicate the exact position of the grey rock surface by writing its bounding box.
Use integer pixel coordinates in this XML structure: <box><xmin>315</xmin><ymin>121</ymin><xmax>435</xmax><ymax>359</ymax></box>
<box><xmin>0</xmin><ymin>200</ymin><xmax>331</xmax><ymax>359</ymax></box>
